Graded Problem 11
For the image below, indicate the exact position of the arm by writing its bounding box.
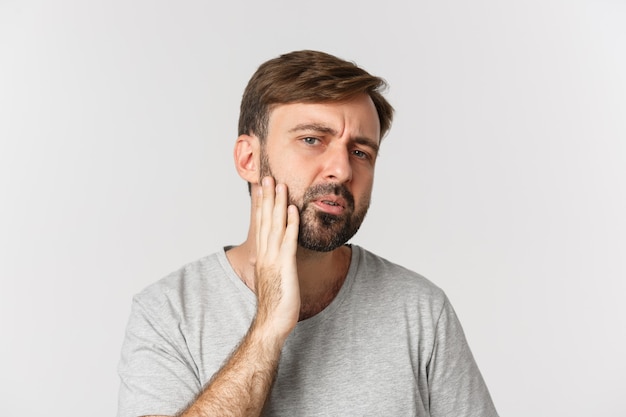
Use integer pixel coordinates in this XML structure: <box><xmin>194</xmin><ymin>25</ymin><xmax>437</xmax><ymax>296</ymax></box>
<box><xmin>427</xmin><ymin>297</ymin><xmax>499</xmax><ymax>417</ymax></box>
<box><xmin>176</xmin><ymin>177</ymin><xmax>300</xmax><ymax>417</ymax></box>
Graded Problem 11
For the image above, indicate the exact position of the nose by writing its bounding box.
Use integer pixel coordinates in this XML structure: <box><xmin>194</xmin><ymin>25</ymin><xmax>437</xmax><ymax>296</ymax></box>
<box><xmin>322</xmin><ymin>145</ymin><xmax>352</xmax><ymax>183</ymax></box>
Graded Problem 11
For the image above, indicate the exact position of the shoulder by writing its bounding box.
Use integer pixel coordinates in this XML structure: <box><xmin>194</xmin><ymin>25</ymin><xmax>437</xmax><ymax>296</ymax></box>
<box><xmin>354</xmin><ymin>246</ymin><xmax>444</xmax><ymax>294</ymax></box>
<box><xmin>352</xmin><ymin>245</ymin><xmax>448</xmax><ymax>310</ymax></box>
<box><xmin>140</xmin><ymin>252</ymin><xmax>219</xmax><ymax>293</ymax></box>
<box><xmin>132</xmin><ymin>251</ymin><xmax>230</xmax><ymax>316</ymax></box>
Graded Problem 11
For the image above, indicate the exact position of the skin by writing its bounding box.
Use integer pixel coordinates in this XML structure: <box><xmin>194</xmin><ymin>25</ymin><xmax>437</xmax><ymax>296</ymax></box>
<box><xmin>146</xmin><ymin>93</ymin><xmax>381</xmax><ymax>417</ymax></box>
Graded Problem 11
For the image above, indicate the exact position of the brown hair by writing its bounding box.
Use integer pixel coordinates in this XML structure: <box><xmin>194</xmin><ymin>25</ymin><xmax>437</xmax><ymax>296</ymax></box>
<box><xmin>238</xmin><ymin>50</ymin><xmax>394</xmax><ymax>141</ymax></box>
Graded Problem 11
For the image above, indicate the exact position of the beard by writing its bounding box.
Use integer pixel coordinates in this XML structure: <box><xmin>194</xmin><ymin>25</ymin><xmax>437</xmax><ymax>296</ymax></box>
<box><xmin>260</xmin><ymin>147</ymin><xmax>370</xmax><ymax>252</ymax></box>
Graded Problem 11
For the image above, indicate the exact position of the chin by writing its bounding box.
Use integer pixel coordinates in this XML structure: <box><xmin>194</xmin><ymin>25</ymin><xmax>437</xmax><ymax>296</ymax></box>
<box><xmin>297</xmin><ymin>213</ymin><xmax>360</xmax><ymax>253</ymax></box>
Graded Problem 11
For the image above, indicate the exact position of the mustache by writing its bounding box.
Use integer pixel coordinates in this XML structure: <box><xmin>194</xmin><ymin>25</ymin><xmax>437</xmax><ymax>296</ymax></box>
<box><xmin>300</xmin><ymin>183</ymin><xmax>355</xmax><ymax>211</ymax></box>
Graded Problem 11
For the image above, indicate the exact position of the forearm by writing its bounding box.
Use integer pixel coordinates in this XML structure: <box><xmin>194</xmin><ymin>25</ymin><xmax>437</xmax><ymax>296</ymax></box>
<box><xmin>177</xmin><ymin>178</ymin><xmax>298</xmax><ymax>417</ymax></box>
<box><xmin>178</xmin><ymin>321</ymin><xmax>284</xmax><ymax>417</ymax></box>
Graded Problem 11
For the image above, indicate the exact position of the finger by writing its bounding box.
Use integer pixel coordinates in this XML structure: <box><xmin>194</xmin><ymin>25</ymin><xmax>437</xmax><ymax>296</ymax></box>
<box><xmin>267</xmin><ymin>183</ymin><xmax>288</xmax><ymax>250</ymax></box>
<box><xmin>258</xmin><ymin>176</ymin><xmax>276</xmax><ymax>256</ymax></box>
<box><xmin>254</xmin><ymin>184</ymin><xmax>263</xmax><ymax>255</ymax></box>
<box><xmin>282</xmin><ymin>204</ymin><xmax>300</xmax><ymax>256</ymax></box>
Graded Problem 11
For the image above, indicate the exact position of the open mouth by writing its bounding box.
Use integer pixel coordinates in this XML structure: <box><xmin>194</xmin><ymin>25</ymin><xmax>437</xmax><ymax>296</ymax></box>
<box><xmin>302</xmin><ymin>183</ymin><xmax>355</xmax><ymax>216</ymax></box>
<box><xmin>313</xmin><ymin>196</ymin><xmax>347</xmax><ymax>215</ymax></box>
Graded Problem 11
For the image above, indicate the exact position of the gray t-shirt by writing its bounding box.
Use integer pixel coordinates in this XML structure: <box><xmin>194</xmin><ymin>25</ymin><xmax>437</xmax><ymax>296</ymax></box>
<box><xmin>117</xmin><ymin>245</ymin><xmax>498</xmax><ymax>417</ymax></box>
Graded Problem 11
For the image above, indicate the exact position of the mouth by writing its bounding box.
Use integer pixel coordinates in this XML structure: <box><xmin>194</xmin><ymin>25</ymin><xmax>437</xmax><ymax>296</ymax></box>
<box><xmin>313</xmin><ymin>196</ymin><xmax>347</xmax><ymax>215</ymax></box>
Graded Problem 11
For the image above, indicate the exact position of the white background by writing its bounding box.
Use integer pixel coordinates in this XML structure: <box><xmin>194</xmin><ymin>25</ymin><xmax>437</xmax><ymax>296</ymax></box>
<box><xmin>1</xmin><ymin>0</ymin><xmax>625</xmax><ymax>415</ymax></box>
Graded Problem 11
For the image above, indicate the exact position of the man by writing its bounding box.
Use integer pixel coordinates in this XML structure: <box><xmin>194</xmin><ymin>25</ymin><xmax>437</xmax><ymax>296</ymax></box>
<box><xmin>117</xmin><ymin>50</ymin><xmax>499</xmax><ymax>417</ymax></box>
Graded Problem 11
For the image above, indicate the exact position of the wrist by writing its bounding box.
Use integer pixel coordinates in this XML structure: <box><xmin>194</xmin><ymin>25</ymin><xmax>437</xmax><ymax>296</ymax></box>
<box><xmin>249</xmin><ymin>315</ymin><xmax>293</xmax><ymax>351</ymax></box>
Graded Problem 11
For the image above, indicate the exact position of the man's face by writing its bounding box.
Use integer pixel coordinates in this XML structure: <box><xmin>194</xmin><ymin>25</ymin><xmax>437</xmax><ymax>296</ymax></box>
<box><xmin>259</xmin><ymin>94</ymin><xmax>381</xmax><ymax>252</ymax></box>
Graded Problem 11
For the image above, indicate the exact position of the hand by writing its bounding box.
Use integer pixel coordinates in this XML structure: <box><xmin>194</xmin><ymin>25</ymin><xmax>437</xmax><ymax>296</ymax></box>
<box><xmin>253</xmin><ymin>176</ymin><xmax>301</xmax><ymax>342</ymax></box>
<box><xmin>175</xmin><ymin>177</ymin><xmax>299</xmax><ymax>417</ymax></box>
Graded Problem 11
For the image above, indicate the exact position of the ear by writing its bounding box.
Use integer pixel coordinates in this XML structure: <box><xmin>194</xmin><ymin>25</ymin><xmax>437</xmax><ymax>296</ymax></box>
<box><xmin>233</xmin><ymin>134</ymin><xmax>261</xmax><ymax>184</ymax></box>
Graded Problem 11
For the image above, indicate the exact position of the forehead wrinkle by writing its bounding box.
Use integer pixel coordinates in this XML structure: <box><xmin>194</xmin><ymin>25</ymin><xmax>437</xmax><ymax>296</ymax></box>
<box><xmin>288</xmin><ymin>123</ymin><xmax>337</xmax><ymax>136</ymax></box>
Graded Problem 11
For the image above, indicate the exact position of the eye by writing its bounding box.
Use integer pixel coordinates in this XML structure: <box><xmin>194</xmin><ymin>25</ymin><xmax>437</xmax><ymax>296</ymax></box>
<box><xmin>352</xmin><ymin>149</ymin><xmax>370</xmax><ymax>160</ymax></box>
<box><xmin>302</xmin><ymin>137</ymin><xmax>320</xmax><ymax>145</ymax></box>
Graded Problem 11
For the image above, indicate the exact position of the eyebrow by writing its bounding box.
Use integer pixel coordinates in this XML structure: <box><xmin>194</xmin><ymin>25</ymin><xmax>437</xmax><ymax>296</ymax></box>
<box><xmin>354</xmin><ymin>136</ymin><xmax>380</xmax><ymax>155</ymax></box>
<box><xmin>289</xmin><ymin>123</ymin><xmax>380</xmax><ymax>154</ymax></box>
<box><xmin>289</xmin><ymin>123</ymin><xmax>337</xmax><ymax>136</ymax></box>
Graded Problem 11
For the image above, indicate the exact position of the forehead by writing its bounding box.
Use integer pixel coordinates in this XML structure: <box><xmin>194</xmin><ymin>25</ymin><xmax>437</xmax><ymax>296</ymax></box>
<box><xmin>267</xmin><ymin>94</ymin><xmax>381</xmax><ymax>143</ymax></box>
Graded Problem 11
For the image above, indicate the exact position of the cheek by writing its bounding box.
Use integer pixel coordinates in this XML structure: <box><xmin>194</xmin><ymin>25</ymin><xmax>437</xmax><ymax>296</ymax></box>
<box><xmin>264</xmin><ymin>150</ymin><xmax>307</xmax><ymax>193</ymax></box>
<box><xmin>354</xmin><ymin>171</ymin><xmax>375</xmax><ymax>196</ymax></box>
<box><xmin>273</xmin><ymin>165</ymin><xmax>316</xmax><ymax>201</ymax></box>
<box><xmin>274</xmin><ymin>174</ymin><xmax>306</xmax><ymax>206</ymax></box>
<box><xmin>358</xmin><ymin>189</ymin><xmax>373</xmax><ymax>211</ymax></box>
<box><xmin>288</xmin><ymin>183</ymin><xmax>309</xmax><ymax>208</ymax></box>
<box><xmin>356</xmin><ymin>182</ymin><xmax>375</xmax><ymax>212</ymax></box>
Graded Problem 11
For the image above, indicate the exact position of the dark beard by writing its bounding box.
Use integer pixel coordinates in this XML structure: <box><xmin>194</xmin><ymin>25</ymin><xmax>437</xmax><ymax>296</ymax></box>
<box><xmin>259</xmin><ymin>147</ymin><xmax>369</xmax><ymax>252</ymax></box>
<box><xmin>297</xmin><ymin>183</ymin><xmax>366</xmax><ymax>252</ymax></box>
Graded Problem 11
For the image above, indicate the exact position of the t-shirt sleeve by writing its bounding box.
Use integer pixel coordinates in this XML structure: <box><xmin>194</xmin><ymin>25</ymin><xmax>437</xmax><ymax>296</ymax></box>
<box><xmin>426</xmin><ymin>296</ymin><xmax>499</xmax><ymax>417</ymax></box>
<box><xmin>117</xmin><ymin>295</ymin><xmax>201</xmax><ymax>417</ymax></box>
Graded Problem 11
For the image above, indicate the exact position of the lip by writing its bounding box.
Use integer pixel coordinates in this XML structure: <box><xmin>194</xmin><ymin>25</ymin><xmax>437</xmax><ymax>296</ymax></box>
<box><xmin>312</xmin><ymin>195</ymin><xmax>347</xmax><ymax>215</ymax></box>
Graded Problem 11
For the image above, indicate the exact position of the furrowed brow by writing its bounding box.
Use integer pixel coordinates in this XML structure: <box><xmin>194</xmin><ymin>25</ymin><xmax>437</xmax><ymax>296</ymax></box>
<box><xmin>288</xmin><ymin>123</ymin><xmax>380</xmax><ymax>155</ymax></box>
<box><xmin>288</xmin><ymin>123</ymin><xmax>337</xmax><ymax>135</ymax></box>
<box><xmin>354</xmin><ymin>136</ymin><xmax>380</xmax><ymax>155</ymax></box>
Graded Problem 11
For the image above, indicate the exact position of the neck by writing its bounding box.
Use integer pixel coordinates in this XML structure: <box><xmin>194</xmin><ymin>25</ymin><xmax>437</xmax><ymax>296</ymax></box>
<box><xmin>295</xmin><ymin>245</ymin><xmax>351</xmax><ymax>320</ymax></box>
<box><xmin>294</xmin><ymin>245</ymin><xmax>350</xmax><ymax>295</ymax></box>
<box><xmin>226</xmin><ymin>239</ymin><xmax>352</xmax><ymax>320</ymax></box>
